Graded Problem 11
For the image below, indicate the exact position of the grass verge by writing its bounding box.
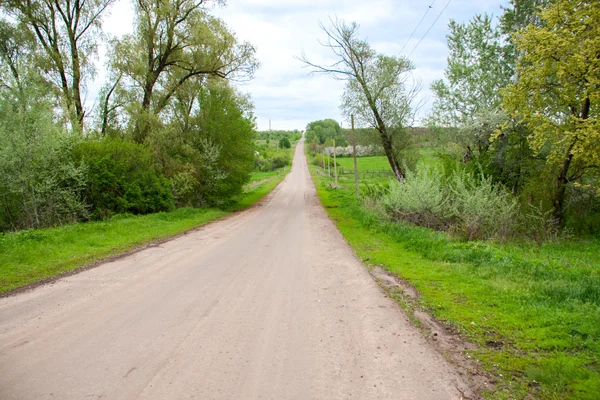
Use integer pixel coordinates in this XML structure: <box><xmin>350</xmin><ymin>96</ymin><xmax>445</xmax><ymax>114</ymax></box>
<box><xmin>309</xmin><ymin>163</ymin><xmax>600</xmax><ymax>399</ymax></box>
<box><xmin>0</xmin><ymin>166</ymin><xmax>289</xmax><ymax>295</ymax></box>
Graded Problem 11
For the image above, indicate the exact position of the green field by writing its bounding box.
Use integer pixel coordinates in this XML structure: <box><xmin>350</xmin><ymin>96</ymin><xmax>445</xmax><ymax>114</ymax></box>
<box><xmin>308</xmin><ymin>162</ymin><xmax>600</xmax><ymax>399</ymax></box>
<box><xmin>335</xmin><ymin>156</ymin><xmax>391</xmax><ymax>171</ymax></box>
<box><xmin>0</xmin><ymin>166</ymin><xmax>290</xmax><ymax>295</ymax></box>
<box><xmin>335</xmin><ymin>150</ymin><xmax>441</xmax><ymax>174</ymax></box>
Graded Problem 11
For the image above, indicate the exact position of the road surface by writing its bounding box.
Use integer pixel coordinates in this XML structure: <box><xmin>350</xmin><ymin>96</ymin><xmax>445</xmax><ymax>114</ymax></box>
<box><xmin>0</xmin><ymin>140</ymin><xmax>469</xmax><ymax>399</ymax></box>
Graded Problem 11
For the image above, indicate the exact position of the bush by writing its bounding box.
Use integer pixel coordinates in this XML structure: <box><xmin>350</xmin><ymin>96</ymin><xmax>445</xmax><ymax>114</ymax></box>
<box><xmin>74</xmin><ymin>139</ymin><xmax>174</xmax><ymax>219</ymax></box>
<box><xmin>0</xmin><ymin>89</ymin><xmax>88</xmax><ymax>231</ymax></box>
<box><xmin>449</xmin><ymin>169</ymin><xmax>518</xmax><ymax>241</ymax></box>
<box><xmin>380</xmin><ymin>167</ymin><xmax>519</xmax><ymax>240</ymax></box>
<box><xmin>271</xmin><ymin>157</ymin><xmax>289</xmax><ymax>170</ymax></box>
<box><xmin>279</xmin><ymin>137</ymin><xmax>291</xmax><ymax>149</ymax></box>
<box><xmin>382</xmin><ymin>168</ymin><xmax>450</xmax><ymax>230</ymax></box>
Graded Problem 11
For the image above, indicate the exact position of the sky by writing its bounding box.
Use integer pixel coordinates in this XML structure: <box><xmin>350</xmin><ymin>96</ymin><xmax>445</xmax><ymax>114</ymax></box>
<box><xmin>95</xmin><ymin>0</ymin><xmax>506</xmax><ymax>131</ymax></box>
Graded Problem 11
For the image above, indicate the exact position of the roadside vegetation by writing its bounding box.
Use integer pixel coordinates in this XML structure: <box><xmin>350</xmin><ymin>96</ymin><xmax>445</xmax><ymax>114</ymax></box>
<box><xmin>0</xmin><ymin>166</ymin><xmax>290</xmax><ymax>294</ymax></box>
<box><xmin>0</xmin><ymin>0</ymin><xmax>304</xmax><ymax>291</ymax></box>
<box><xmin>303</xmin><ymin>3</ymin><xmax>599</xmax><ymax>396</ymax></box>
<box><xmin>307</xmin><ymin>143</ymin><xmax>600</xmax><ymax>398</ymax></box>
<box><xmin>0</xmin><ymin>0</ymin><xmax>261</xmax><ymax>233</ymax></box>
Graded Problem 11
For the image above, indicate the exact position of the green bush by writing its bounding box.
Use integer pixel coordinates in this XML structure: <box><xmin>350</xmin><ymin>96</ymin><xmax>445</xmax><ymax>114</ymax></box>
<box><xmin>449</xmin><ymin>169</ymin><xmax>518</xmax><ymax>240</ymax></box>
<box><xmin>380</xmin><ymin>167</ymin><xmax>518</xmax><ymax>240</ymax></box>
<box><xmin>279</xmin><ymin>137</ymin><xmax>291</xmax><ymax>149</ymax></box>
<box><xmin>382</xmin><ymin>168</ymin><xmax>450</xmax><ymax>229</ymax></box>
<box><xmin>271</xmin><ymin>157</ymin><xmax>289</xmax><ymax>170</ymax></box>
<box><xmin>0</xmin><ymin>87</ymin><xmax>88</xmax><ymax>231</ymax></box>
<box><xmin>74</xmin><ymin>139</ymin><xmax>174</xmax><ymax>219</ymax></box>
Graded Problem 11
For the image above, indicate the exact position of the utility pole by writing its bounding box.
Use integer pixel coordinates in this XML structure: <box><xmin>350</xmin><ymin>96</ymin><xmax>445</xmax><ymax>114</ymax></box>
<box><xmin>333</xmin><ymin>138</ymin><xmax>338</xmax><ymax>186</ymax></box>
<box><xmin>352</xmin><ymin>114</ymin><xmax>359</xmax><ymax>198</ymax></box>
<box><xmin>327</xmin><ymin>146</ymin><xmax>331</xmax><ymax>177</ymax></box>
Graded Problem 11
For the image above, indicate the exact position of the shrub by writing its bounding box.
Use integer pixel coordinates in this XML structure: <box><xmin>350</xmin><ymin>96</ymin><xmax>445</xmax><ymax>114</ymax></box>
<box><xmin>382</xmin><ymin>168</ymin><xmax>450</xmax><ymax>229</ymax></box>
<box><xmin>279</xmin><ymin>137</ymin><xmax>291</xmax><ymax>149</ymax></box>
<box><xmin>380</xmin><ymin>167</ymin><xmax>519</xmax><ymax>240</ymax></box>
<box><xmin>74</xmin><ymin>139</ymin><xmax>174</xmax><ymax>219</ymax></box>
<box><xmin>360</xmin><ymin>182</ymin><xmax>390</xmax><ymax>200</ymax></box>
<box><xmin>448</xmin><ymin>169</ymin><xmax>518</xmax><ymax>241</ymax></box>
<box><xmin>0</xmin><ymin>89</ymin><xmax>88</xmax><ymax>231</ymax></box>
<box><xmin>271</xmin><ymin>157</ymin><xmax>289</xmax><ymax>170</ymax></box>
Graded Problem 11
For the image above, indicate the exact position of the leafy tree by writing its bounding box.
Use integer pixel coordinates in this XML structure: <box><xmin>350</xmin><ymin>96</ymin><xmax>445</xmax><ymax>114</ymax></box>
<box><xmin>300</xmin><ymin>20</ymin><xmax>420</xmax><ymax>180</ymax></box>
<box><xmin>429</xmin><ymin>14</ymin><xmax>515</xmax><ymax>164</ymax></box>
<box><xmin>0</xmin><ymin>79</ymin><xmax>88</xmax><ymax>231</ymax></box>
<box><xmin>431</xmin><ymin>14</ymin><xmax>512</xmax><ymax>126</ymax></box>
<box><xmin>3</xmin><ymin>0</ymin><xmax>115</xmax><ymax>130</ymax></box>
<box><xmin>279</xmin><ymin>137</ymin><xmax>291</xmax><ymax>149</ymax></box>
<box><xmin>149</xmin><ymin>80</ymin><xmax>256</xmax><ymax>207</ymax></box>
<box><xmin>109</xmin><ymin>0</ymin><xmax>258</xmax><ymax>142</ymax></box>
<box><xmin>502</xmin><ymin>0</ymin><xmax>600</xmax><ymax>224</ymax></box>
<box><xmin>305</xmin><ymin>119</ymin><xmax>342</xmax><ymax>145</ymax></box>
<box><xmin>0</xmin><ymin>19</ymin><xmax>88</xmax><ymax>231</ymax></box>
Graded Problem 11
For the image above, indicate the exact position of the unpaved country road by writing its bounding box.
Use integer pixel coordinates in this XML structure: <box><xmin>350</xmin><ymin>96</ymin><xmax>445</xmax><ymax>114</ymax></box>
<box><xmin>0</xmin><ymin>139</ymin><xmax>470</xmax><ymax>399</ymax></box>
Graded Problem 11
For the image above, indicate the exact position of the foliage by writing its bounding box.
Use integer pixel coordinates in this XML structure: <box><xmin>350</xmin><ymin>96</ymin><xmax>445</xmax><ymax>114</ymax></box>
<box><xmin>310</xmin><ymin>164</ymin><xmax>600</xmax><ymax>399</ymax></box>
<box><xmin>107</xmin><ymin>0</ymin><xmax>258</xmax><ymax>142</ymax></box>
<box><xmin>449</xmin><ymin>169</ymin><xmax>518</xmax><ymax>240</ymax></box>
<box><xmin>431</xmin><ymin>14</ymin><xmax>513</xmax><ymax>126</ymax></box>
<box><xmin>278</xmin><ymin>137</ymin><xmax>291</xmax><ymax>149</ymax></box>
<box><xmin>190</xmin><ymin>82</ymin><xmax>257</xmax><ymax>206</ymax></box>
<box><xmin>74</xmin><ymin>139</ymin><xmax>174</xmax><ymax>218</ymax></box>
<box><xmin>380</xmin><ymin>167</ymin><xmax>518</xmax><ymax>240</ymax></box>
<box><xmin>382</xmin><ymin>168</ymin><xmax>449</xmax><ymax>230</ymax></box>
<box><xmin>258</xmin><ymin>129</ymin><xmax>301</xmax><ymax>143</ymax></box>
<box><xmin>0</xmin><ymin>78</ymin><xmax>88</xmax><ymax>232</ymax></box>
<box><xmin>502</xmin><ymin>0</ymin><xmax>600</xmax><ymax>224</ymax></box>
<box><xmin>300</xmin><ymin>19</ymin><xmax>421</xmax><ymax>181</ymax></box>
<box><xmin>304</xmin><ymin>119</ymin><xmax>345</xmax><ymax>145</ymax></box>
<box><xmin>3</xmin><ymin>0</ymin><xmax>115</xmax><ymax>129</ymax></box>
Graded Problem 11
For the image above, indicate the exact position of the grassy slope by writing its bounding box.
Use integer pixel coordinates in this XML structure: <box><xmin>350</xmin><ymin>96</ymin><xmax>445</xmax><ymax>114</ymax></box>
<box><xmin>308</xmin><ymin>158</ymin><xmax>600</xmax><ymax>399</ymax></box>
<box><xmin>0</xmin><ymin>166</ymin><xmax>290</xmax><ymax>294</ymax></box>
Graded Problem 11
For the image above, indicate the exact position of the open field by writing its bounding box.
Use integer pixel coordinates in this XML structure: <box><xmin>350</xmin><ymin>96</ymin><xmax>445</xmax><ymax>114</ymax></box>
<box><xmin>335</xmin><ymin>150</ymin><xmax>442</xmax><ymax>174</ymax></box>
<box><xmin>335</xmin><ymin>155</ymin><xmax>390</xmax><ymax>171</ymax></box>
<box><xmin>0</xmin><ymin>166</ymin><xmax>290</xmax><ymax>295</ymax></box>
<box><xmin>308</xmin><ymin>159</ymin><xmax>600</xmax><ymax>399</ymax></box>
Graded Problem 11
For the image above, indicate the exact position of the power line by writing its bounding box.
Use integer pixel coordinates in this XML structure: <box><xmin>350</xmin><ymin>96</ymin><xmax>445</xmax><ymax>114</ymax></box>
<box><xmin>399</xmin><ymin>0</ymin><xmax>437</xmax><ymax>55</ymax></box>
<box><xmin>407</xmin><ymin>0</ymin><xmax>453</xmax><ymax>58</ymax></box>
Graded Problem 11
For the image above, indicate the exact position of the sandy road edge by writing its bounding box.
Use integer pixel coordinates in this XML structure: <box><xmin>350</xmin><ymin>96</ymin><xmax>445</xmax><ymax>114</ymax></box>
<box><xmin>0</xmin><ymin>174</ymin><xmax>289</xmax><ymax>300</ymax></box>
<box><xmin>305</xmin><ymin>160</ymin><xmax>492</xmax><ymax>399</ymax></box>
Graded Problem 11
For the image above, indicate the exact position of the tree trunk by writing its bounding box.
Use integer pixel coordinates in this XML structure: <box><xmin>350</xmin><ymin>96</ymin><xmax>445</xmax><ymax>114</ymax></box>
<box><xmin>380</xmin><ymin>130</ymin><xmax>404</xmax><ymax>181</ymax></box>
<box><xmin>357</xmin><ymin>78</ymin><xmax>405</xmax><ymax>181</ymax></box>
<box><xmin>552</xmin><ymin>149</ymin><xmax>573</xmax><ymax>226</ymax></box>
<box><xmin>552</xmin><ymin>97</ymin><xmax>589</xmax><ymax>226</ymax></box>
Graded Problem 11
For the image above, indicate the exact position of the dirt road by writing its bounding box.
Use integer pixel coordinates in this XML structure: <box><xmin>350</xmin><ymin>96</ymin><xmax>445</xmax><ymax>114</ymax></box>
<box><xmin>0</xmin><ymin>140</ymin><xmax>469</xmax><ymax>399</ymax></box>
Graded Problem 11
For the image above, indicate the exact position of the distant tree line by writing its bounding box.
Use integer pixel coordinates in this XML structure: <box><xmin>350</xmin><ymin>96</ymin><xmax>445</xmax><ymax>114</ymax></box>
<box><xmin>0</xmin><ymin>0</ymin><xmax>259</xmax><ymax>232</ymax></box>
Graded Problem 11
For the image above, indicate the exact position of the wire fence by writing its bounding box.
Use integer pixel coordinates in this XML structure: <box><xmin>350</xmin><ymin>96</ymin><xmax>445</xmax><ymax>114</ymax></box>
<box><xmin>316</xmin><ymin>167</ymin><xmax>393</xmax><ymax>179</ymax></box>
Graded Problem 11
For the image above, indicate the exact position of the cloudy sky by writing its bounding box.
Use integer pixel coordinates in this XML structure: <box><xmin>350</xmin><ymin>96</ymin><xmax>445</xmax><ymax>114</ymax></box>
<box><xmin>97</xmin><ymin>0</ymin><xmax>506</xmax><ymax>131</ymax></box>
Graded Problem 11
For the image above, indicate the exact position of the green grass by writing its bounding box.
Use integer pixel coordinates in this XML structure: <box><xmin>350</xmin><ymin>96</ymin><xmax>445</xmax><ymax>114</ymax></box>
<box><xmin>308</xmin><ymin>162</ymin><xmax>600</xmax><ymax>399</ymax></box>
<box><xmin>336</xmin><ymin>155</ymin><xmax>391</xmax><ymax>171</ymax></box>
<box><xmin>335</xmin><ymin>149</ymin><xmax>442</xmax><ymax>173</ymax></box>
<box><xmin>227</xmin><ymin>166</ymin><xmax>290</xmax><ymax>211</ymax></box>
<box><xmin>0</xmin><ymin>167</ymin><xmax>289</xmax><ymax>294</ymax></box>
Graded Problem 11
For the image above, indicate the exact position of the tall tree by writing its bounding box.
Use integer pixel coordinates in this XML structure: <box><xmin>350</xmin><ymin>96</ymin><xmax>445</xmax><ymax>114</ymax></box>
<box><xmin>300</xmin><ymin>19</ymin><xmax>420</xmax><ymax>181</ymax></box>
<box><xmin>3</xmin><ymin>0</ymin><xmax>115</xmax><ymax>130</ymax></box>
<box><xmin>110</xmin><ymin>0</ymin><xmax>258</xmax><ymax>142</ymax></box>
<box><xmin>431</xmin><ymin>14</ymin><xmax>513</xmax><ymax>126</ymax></box>
<box><xmin>502</xmin><ymin>0</ymin><xmax>600</xmax><ymax>224</ymax></box>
